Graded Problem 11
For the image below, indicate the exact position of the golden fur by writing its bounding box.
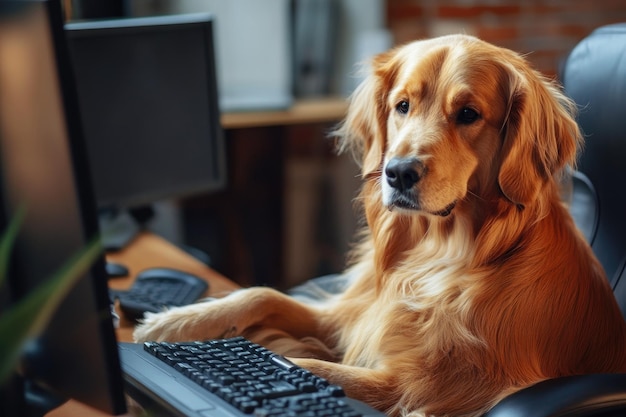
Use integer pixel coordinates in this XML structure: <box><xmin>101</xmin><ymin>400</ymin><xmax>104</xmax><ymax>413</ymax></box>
<box><xmin>134</xmin><ymin>34</ymin><xmax>626</xmax><ymax>416</ymax></box>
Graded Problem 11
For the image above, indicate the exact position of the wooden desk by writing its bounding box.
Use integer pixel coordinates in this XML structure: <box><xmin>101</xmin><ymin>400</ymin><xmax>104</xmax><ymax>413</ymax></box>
<box><xmin>47</xmin><ymin>232</ymin><xmax>241</xmax><ymax>417</ymax></box>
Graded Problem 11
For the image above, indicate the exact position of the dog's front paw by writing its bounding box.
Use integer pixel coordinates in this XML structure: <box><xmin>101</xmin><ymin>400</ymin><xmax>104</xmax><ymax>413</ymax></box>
<box><xmin>132</xmin><ymin>298</ymin><xmax>240</xmax><ymax>343</ymax></box>
<box><xmin>133</xmin><ymin>309</ymin><xmax>180</xmax><ymax>343</ymax></box>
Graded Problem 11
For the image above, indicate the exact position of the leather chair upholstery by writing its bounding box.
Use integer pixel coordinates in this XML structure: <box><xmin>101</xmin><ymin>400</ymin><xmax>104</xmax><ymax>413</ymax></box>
<box><xmin>485</xmin><ymin>23</ymin><xmax>626</xmax><ymax>417</ymax></box>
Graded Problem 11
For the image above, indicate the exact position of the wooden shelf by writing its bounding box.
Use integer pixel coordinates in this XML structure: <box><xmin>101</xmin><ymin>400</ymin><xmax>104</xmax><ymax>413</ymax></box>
<box><xmin>220</xmin><ymin>96</ymin><xmax>348</xmax><ymax>129</ymax></box>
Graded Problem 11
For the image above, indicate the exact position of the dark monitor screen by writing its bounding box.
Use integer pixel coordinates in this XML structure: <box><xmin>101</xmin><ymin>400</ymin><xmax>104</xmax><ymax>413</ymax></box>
<box><xmin>65</xmin><ymin>13</ymin><xmax>226</xmax><ymax>210</ymax></box>
<box><xmin>0</xmin><ymin>0</ymin><xmax>126</xmax><ymax>414</ymax></box>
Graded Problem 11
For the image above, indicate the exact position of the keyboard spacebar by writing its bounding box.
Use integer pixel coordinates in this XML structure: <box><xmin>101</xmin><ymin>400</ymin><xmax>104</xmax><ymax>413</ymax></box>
<box><xmin>262</xmin><ymin>381</ymin><xmax>300</xmax><ymax>399</ymax></box>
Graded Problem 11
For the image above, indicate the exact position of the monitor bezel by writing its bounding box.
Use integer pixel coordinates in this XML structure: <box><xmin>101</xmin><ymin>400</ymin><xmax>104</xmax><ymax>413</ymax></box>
<box><xmin>65</xmin><ymin>13</ymin><xmax>226</xmax><ymax>210</ymax></box>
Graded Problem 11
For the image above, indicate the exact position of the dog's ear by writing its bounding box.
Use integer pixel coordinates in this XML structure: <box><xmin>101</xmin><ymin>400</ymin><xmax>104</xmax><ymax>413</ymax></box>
<box><xmin>335</xmin><ymin>50</ymin><xmax>398</xmax><ymax>178</ymax></box>
<box><xmin>498</xmin><ymin>60</ymin><xmax>582</xmax><ymax>208</ymax></box>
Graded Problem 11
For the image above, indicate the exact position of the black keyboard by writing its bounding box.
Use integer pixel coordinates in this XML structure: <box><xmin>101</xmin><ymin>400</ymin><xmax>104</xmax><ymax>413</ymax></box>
<box><xmin>111</xmin><ymin>268</ymin><xmax>208</xmax><ymax>320</ymax></box>
<box><xmin>143</xmin><ymin>336</ymin><xmax>365</xmax><ymax>417</ymax></box>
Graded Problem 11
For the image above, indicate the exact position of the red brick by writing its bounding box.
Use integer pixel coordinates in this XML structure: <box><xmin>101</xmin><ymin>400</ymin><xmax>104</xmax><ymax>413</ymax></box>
<box><xmin>477</xmin><ymin>25</ymin><xmax>520</xmax><ymax>42</ymax></box>
<box><xmin>437</xmin><ymin>5</ymin><xmax>522</xmax><ymax>19</ymax></box>
<box><xmin>385</xmin><ymin>0</ymin><xmax>626</xmax><ymax>78</ymax></box>
<box><xmin>527</xmin><ymin>4</ymin><xmax>564</xmax><ymax>15</ymax></box>
<box><xmin>387</xmin><ymin>2</ymin><xmax>424</xmax><ymax>21</ymax></box>
<box><xmin>390</xmin><ymin>21</ymin><xmax>429</xmax><ymax>44</ymax></box>
<box><xmin>558</xmin><ymin>24</ymin><xmax>594</xmax><ymax>39</ymax></box>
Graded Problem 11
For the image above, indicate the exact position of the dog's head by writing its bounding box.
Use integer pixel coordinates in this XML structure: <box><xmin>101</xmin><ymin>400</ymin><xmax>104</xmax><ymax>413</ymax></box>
<box><xmin>336</xmin><ymin>35</ymin><xmax>582</xmax><ymax>216</ymax></box>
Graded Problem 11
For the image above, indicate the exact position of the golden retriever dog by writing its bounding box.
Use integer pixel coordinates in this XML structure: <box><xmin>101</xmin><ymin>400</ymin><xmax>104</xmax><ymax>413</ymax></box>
<box><xmin>134</xmin><ymin>34</ymin><xmax>626</xmax><ymax>416</ymax></box>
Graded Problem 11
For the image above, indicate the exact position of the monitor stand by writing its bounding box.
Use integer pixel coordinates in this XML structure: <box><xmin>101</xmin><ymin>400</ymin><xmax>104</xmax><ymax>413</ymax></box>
<box><xmin>99</xmin><ymin>205</ymin><xmax>212</xmax><ymax>268</ymax></box>
<box><xmin>0</xmin><ymin>375</ymin><xmax>65</xmax><ymax>417</ymax></box>
<box><xmin>23</xmin><ymin>380</ymin><xmax>65</xmax><ymax>417</ymax></box>
<box><xmin>98</xmin><ymin>208</ymin><xmax>142</xmax><ymax>252</ymax></box>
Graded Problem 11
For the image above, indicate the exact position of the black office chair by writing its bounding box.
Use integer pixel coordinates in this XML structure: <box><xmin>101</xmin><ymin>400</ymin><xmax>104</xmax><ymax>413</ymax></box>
<box><xmin>485</xmin><ymin>23</ymin><xmax>626</xmax><ymax>417</ymax></box>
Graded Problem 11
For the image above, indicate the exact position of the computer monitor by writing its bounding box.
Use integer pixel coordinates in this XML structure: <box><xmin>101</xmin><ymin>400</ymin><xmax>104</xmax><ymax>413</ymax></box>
<box><xmin>0</xmin><ymin>0</ymin><xmax>127</xmax><ymax>415</ymax></box>
<box><xmin>64</xmin><ymin>13</ymin><xmax>226</xmax><ymax>211</ymax></box>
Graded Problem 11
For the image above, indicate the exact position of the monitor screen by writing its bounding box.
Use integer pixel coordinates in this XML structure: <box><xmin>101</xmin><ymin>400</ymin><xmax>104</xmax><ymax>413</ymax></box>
<box><xmin>65</xmin><ymin>13</ymin><xmax>226</xmax><ymax>210</ymax></box>
<box><xmin>0</xmin><ymin>0</ymin><xmax>126</xmax><ymax>414</ymax></box>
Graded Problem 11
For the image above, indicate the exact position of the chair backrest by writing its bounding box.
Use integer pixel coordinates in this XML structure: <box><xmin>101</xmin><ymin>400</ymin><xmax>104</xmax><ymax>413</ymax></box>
<box><xmin>562</xmin><ymin>23</ymin><xmax>626</xmax><ymax>317</ymax></box>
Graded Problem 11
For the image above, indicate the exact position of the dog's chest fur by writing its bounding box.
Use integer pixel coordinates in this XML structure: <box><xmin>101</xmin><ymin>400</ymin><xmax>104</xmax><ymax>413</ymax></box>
<box><xmin>339</xmin><ymin>216</ymin><xmax>482</xmax><ymax>368</ymax></box>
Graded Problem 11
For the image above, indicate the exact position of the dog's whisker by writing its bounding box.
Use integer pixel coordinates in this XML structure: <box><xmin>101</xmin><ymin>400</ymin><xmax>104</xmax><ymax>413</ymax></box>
<box><xmin>465</xmin><ymin>189</ymin><xmax>486</xmax><ymax>202</ymax></box>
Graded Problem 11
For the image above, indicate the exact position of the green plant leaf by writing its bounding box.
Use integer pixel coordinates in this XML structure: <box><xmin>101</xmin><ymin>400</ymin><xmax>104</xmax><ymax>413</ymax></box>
<box><xmin>0</xmin><ymin>206</ymin><xmax>26</xmax><ymax>289</ymax></box>
<box><xmin>0</xmin><ymin>237</ymin><xmax>102</xmax><ymax>385</ymax></box>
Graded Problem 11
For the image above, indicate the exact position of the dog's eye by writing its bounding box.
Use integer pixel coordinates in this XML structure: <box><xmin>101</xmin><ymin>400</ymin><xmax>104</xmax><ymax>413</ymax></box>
<box><xmin>396</xmin><ymin>101</ymin><xmax>410</xmax><ymax>115</ymax></box>
<box><xmin>456</xmin><ymin>107</ymin><xmax>480</xmax><ymax>124</ymax></box>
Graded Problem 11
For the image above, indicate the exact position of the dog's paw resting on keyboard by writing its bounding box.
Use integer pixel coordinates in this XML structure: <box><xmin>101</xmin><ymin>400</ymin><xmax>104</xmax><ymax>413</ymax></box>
<box><xmin>133</xmin><ymin>290</ymin><xmax>245</xmax><ymax>343</ymax></box>
<box><xmin>132</xmin><ymin>285</ymin><xmax>397</xmax><ymax>411</ymax></box>
<box><xmin>133</xmin><ymin>287</ymin><xmax>327</xmax><ymax>345</ymax></box>
<box><xmin>134</xmin><ymin>296</ymin><xmax>338</xmax><ymax>361</ymax></box>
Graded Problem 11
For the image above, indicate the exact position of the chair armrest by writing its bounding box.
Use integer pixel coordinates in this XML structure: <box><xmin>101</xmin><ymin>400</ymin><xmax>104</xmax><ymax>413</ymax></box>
<box><xmin>484</xmin><ymin>374</ymin><xmax>626</xmax><ymax>417</ymax></box>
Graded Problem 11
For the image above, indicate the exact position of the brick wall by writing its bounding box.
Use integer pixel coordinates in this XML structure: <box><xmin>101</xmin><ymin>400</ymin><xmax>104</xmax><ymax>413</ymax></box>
<box><xmin>386</xmin><ymin>0</ymin><xmax>626</xmax><ymax>78</ymax></box>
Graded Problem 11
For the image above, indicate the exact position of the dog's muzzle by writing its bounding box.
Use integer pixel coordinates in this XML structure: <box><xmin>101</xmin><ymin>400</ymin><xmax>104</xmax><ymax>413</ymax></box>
<box><xmin>383</xmin><ymin>156</ymin><xmax>456</xmax><ymax>216</ymax></box>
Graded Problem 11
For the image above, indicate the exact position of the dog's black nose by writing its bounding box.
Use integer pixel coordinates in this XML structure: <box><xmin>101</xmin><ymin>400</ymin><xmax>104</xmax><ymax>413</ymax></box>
<box><xmin>385</xmin><ymin>157</ymin><xmax>422</xmax><ymax>191</ymax></box>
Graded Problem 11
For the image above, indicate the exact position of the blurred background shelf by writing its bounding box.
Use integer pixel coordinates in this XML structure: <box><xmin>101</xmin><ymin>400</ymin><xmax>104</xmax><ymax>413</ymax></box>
<box><xmin>221</xmin><ymin>97</ymin><xmax>348</xmax><ymax>129</ymax></box>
